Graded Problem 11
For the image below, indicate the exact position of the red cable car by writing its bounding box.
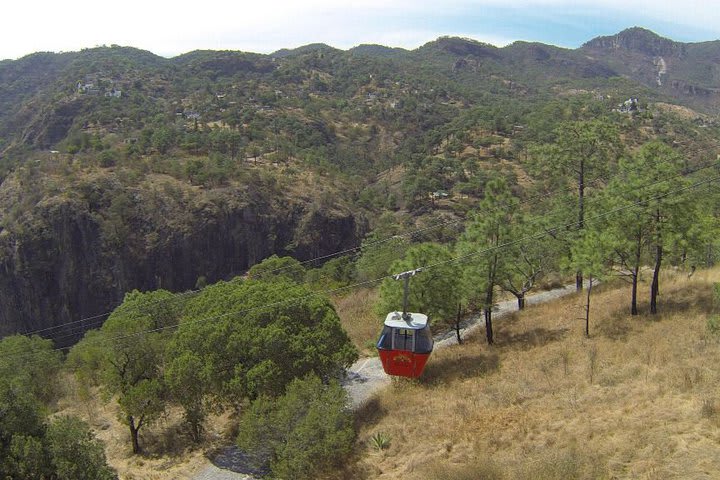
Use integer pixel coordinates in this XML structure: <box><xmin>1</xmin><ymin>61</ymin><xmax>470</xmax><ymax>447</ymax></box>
<box><xmin>376</xmin><ymin>268</ymin><xmax>434</xmax><ymax>378</ymax></box>
<box><xmin>377</xmin><ymin>311</ymin><xmax>433</xmax><ymax>378</ymax></box>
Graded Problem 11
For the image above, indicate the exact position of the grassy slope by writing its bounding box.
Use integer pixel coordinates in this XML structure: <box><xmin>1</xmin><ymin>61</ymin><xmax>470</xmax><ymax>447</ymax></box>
<box><xmin>345</xmin><ymin>269</ymin><xmax>720</xmax><ymax>480</ymax></box>
<box><xmin>54</xmin><ymin>269</ymin><xmax>720</xmax><ymax>479</ymax></box>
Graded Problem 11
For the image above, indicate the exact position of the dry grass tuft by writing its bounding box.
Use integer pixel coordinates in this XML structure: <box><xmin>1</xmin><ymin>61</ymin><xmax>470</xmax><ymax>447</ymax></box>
<box><xmin>346</xmin><ymin>268</ymin><xmax>720</xmax><ymax>480</ymax></box>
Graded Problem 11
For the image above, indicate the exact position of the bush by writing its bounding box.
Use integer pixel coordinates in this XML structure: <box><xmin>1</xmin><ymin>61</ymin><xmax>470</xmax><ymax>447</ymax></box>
<box><xmin>237</xmin><ymin>375</ymin><xmax>355</xmax><ymax>479</ymax></box>
<box><xmin>46</xmin><ymin>416</ymin><xmax>116</xmax><ymax>480</ymax></box>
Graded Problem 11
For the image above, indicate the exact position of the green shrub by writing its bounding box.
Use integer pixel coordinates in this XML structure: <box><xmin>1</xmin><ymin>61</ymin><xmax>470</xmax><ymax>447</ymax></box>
<box><xmin>369</xmin><ymin>431</ymin><xmax>391</xmax><ymax>450</ymax></box>
<box><xmin>237</xmin><ymin>375</ymin><xmax>355</xmax><ymax>480</ymax></box>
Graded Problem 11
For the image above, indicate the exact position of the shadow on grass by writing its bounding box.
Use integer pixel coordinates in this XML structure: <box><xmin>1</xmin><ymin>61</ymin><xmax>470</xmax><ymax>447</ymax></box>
<box><xmin>597</xmin><ymin>309</ymin><xmax>635</xmax><ymax>340</ymax></box>
<box><xmin>494</xmin><ymin>326</ymin><xmax>570</xmax><ymax>351</ymax></box>
<box><xmin>354</xmin><ymin>396</ymin><xmax>388</xmax><ymax>430</ymax></box>
<box><xmin>420</xmin><ymin>348</ymin><xmax>500</xmax><ymax>386</ymax></box>
<box><xmin>595</xmin><ymin>284</ymin><xmax>714</xmax><ymax>340</ymax></box>
<box><xmin>141</xmin><ymin>422</ymin><xmax>192</xmax><ymax>458</ymax></box>
<box><xmin>660</xmin><ymin>285</ymin><xmax>714</xmax><ymax>316</ymax></box>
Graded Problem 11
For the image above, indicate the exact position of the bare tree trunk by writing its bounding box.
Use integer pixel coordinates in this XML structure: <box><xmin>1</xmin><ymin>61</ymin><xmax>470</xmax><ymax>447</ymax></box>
<box><xmin>455</xmin><ymin>303</ymin><xmax>463</xmax><ymax>345</ymax></box>
<box><xmin>631</xmin><ymin>268</ymin><xmax>639</xmax><ymax>316</ymax></box>
<box><xmin>650</xmin><ymin>208</ymin><xmax>663</xmax><ymax>315</ymax></box>
<box><xmin>585</xmin><ymin>277</ymin><xmax>593</xmax><ymax>337</ymax></box>
<box><xmin>650</xmin><ymin>245</ymin><xmax>662</xmax><ymax>314</ymax></box>
<box><xmin>128</xmin><ymin>416</ymin><xmax>141</xmax><ymax>454</ymax></box>
<box><xmin>631</xmin><ymin>228</ymin><xmax>642</xmax><ymax>315</ymax></box>
<box><xmin>484</xmin><ymin>307</ymin><xmax>493</xmax><ymax>345</ymax></box>
<box><xmin>576</xmin><ymin>158</ymin><xmax>585</xmax><ymax>292</ymax></box>
<box><xmin>484</xmin><ymin>255</ymin><xmax>497</xmax><ymax>345</ymax></box>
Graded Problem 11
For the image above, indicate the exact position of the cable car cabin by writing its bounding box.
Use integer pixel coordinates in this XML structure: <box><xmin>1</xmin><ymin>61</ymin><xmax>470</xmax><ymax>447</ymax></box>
<box><xmin>376</xmin><ymin>312</ymin><xmax>433</xmax><ymax>378</ymax></box>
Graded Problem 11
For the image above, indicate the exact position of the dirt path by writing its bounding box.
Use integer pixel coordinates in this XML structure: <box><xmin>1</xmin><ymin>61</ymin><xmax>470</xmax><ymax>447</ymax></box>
<box><xmin>193</xmin><ymin>283</ymin><xmax>580</xmax><ymax>479</ymax></box>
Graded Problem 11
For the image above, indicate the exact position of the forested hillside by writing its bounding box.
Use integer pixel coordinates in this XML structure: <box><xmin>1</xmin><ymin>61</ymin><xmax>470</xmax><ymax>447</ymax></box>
<box><xmin>0</xmin><ymin>27</ymin><xmax>719</xmax><ymax>341</ymax></box>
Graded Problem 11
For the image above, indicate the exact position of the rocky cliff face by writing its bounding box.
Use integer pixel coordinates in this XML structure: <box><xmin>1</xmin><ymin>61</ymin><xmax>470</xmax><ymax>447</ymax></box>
<box><xmin>583</xmin><ymin>27</ymin><xmax>682</xmax><ymax>57</ymax></box>
<box><xmin>582</xmin><ymin>27</ymin><xmax>720</xmax><ymax>111</ymax></box>
<box><xmin>0</xmin><ymin>170</ymin><xmax>365</xmax><ymax>346</ymax></box>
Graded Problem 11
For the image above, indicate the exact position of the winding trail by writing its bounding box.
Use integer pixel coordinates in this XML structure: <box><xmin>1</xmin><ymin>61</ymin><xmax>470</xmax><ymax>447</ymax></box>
<box><xmin>193</xmin><ymin>283</ymin><xmax>581</xmax><ymax>479</ymax></box>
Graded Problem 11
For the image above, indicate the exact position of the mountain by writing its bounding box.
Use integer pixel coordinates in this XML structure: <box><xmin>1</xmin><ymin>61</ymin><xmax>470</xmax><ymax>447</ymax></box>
<box><xmin>582</xmin><ymin>27</ymin><xmax>720</xmax><ymax>111</ymax></box>
<box><xmin>0</xmin><ymin>28</ymin><xmax>719</xmax><ymax>345</ymax></box>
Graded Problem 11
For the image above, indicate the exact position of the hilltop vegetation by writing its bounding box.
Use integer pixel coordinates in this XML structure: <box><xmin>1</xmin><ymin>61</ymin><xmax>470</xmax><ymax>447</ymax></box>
<box><xmin>1</xmin><ymin>28</ymin><xmax>720</xmax><ymax>340</ymax></box>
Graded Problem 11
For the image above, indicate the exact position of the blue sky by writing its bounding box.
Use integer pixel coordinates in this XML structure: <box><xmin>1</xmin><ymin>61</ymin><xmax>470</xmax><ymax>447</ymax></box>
<box><xmin>2</xmin><ymin>1</ymin><xmax>719</xmax><ymax>60</ymax></box>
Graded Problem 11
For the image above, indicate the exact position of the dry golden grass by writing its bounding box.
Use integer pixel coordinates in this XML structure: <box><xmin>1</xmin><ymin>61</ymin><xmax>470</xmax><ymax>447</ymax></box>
<box><xmin>334</xmin><ymin>288</ymin><xmax>383</xmax><ymax>355</ymax></box>
<box><xmin>55</xmin><ymin>376</ymin><xmax>236</xmax><ymax>479</ymax></box>
<box><xmin>347</xmin><ymin>268</ymin><xmax>720</xmax><ymax>480</ymax></box>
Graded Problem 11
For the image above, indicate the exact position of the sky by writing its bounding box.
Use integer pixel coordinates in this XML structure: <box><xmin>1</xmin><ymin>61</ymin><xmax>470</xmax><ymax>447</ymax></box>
<box><xmin>2</xmin><ymin>0</ymin><xmax>720</xmax><ymax>60</ymax></box>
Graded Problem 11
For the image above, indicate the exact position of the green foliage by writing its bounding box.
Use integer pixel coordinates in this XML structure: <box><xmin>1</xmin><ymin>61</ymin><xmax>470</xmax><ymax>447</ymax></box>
<box><xmin>247</xmin><ymin>254</ymin><xmax>306</xmax><ymax>283</ymax></box>
<box><xmin>568</xmin><ymin>228</ymin><xmax>616</xmax><ymax>281</ymax></box>
<box><xmin>168</xmin><ymin>277</ymin><xmax>357</xmax><ymax>437</ymax></box>
<box><xmin>46</xmin><ymin>416</ymin><xmax>116</xmax><ymax>480</ymax></box>
<box><xmin>601</xmin><ymin>141</ymin><xmax>694</xmax><ymax>313</ymax></box>
<box><xmin>178</xmin><ymin>278</ymin><xmax>358</xmax><ymax>400</ymax></box>
<box><xmin>500</xmin><ymin>213</ymin><xmax>560</xmax><ymax>306</ymax></box>
<box><xmin>377</xmin><ymin>242</ymin><xmax>461</xmax><ymax>322</ymax></box>
<box><xmin>708</xmin><ymin>283</ymin><xmax>720</xmax><ymax>335</ymax></box>
<box><xmin>164</xmin><ymin>351</ymin><xmax>210</xmax><ymax>442</ymax></box>
<box><xmin>457</xmin><ymin>177</ymin><xmax>516</xmax><ymax>308</ymax></box>
<box><xmin>355</xmin><ymin>216</ymin><xmax>408</xmax><ymax>282</ymax></box>
<box><xmin>707</xmin><ymin>315</ymin><xmax>720</xmax><ymax>335</ymax></box>
<box><xmin>0</xmin><ymin>335</ymin><xmax>63</xmax><ymax>405</ymax></box>
<box><xmin>369</xmin><ymin>431</ymin><xmax>392</xmax><ymax>450</ymax></box>
<box><xmin>457</xmin><ymin>177</ymin><xmax>519</xmax><ymax>344</ymax></box>
<box><xmin>0</xmin><ymin>382</ymin><xmax>47</xmax><ymax>478</ymax></box>
<box><xmin>237</xmin><ymin>375</ymin><xmax>354</xmax><ymax>480</ymax></box>
<box><xmin>305</xmin><ymin>255</ymin><xmax>356</xmax><ymax>289</ymax></box>
<box><xmin>70</xmin><ymin>289</ymin><xmax>180</xmax><ymax>453</ymax></box>
<box><xmin>0</xmin><ymin>378</ymin><xmax>114</xmax><ymax>479</ymax></box>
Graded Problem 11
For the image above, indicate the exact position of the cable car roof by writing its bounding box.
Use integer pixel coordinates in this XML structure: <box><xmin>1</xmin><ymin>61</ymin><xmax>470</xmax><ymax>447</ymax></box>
<box><xmin>384</xmin><ymin>312</ymin><xmax>429</xmax><ymax>329</ymax></box>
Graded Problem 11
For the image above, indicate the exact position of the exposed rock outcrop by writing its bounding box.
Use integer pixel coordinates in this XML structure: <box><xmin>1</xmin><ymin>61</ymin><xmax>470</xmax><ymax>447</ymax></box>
<box><xmin>0</xmin><ymin>171</ymin><xmax>365</xmax><ymax>346</ymax></box>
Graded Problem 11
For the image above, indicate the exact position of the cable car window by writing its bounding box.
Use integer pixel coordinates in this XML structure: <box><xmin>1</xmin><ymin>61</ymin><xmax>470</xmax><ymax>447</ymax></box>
<box><xmin>415</xmin><ymin>326</ymin><xmax>434</xmax><ymax>354</ymax></box>
<box><xmin>392</xmin><ymin>328</ymin><xmax>414</xmax><ymax>351</ymax></box>
<box><xmin>376</xmin><ymin>326</ymin><xmax>393</xmax><ymax>350</ymax></box>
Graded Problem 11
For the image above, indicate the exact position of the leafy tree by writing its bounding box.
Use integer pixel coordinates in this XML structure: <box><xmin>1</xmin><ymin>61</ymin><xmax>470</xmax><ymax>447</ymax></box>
<box><xmin>602</xmin><ymin>142</ymin><xmax>692</xmax><ymax>314</ymax></box>
<box><xmin>355</xmin><ymin>215</ymin><xmax>408</xmax><ymax>282</ymax></box>
<box><xmin>376</xmin><ymin>243</ymin><xmax>461</xmax><ymax>324</ymax></box>
<box><xmin>247</xmin><ymin>254</ymin><xmax>306</xmax><ymax>283</ymax></box>
<box><xmin>0</xmin><ymin>335</ymin><xmax>62</xmax><ymax>405</ymax></box>
<box><xmin>46</xmin><ymin>416</ymin><xmax>116</xmax><ymax>480</ymax></box>
<box><xmin>168</xmin><ymin>278</ymin><xmax>357</xmax><ymax>431</ymax></box>
<box><xmin>637</xmin><ymin>143</ymin><xmax>694</xmax><ymax>314</ymax></box>
<box><xmin>500</xmin><ymin>213</ymin><xmax>559</xmax><ymax>310</ymax></box>
<box><xmin>304</xmin><ymin>255</ymin><xmax>355</xmax><ymax>289</ymax></box>
<box><xmin>8</xmin><ymin>434</ymin><xmax>49</xmax><ymax>479</ymax></box>
<box><xmin>0</xmin><ymin>381</ymin><xmax>48</xmax><ymax>479</ymax></box>
<box><xmin>569</xmin><ymin>229</ymin><xmax>615</xmax><ymax>336</ymax></box>
<box><xmin>151</xmin><ymin>126</ymin><xmax>176</xmax><ymax>154</ymax></box>
<box><xmin>457</xmin><ymin>178</ymin><xmax>516</xmax><ymax>345</ymax></box>
<box><xmin>164</xmin><ymin>351</ymin><xmax>210</xmax><ymax>442</ymax></box>
<box><xmin>70</xmin><ymin>289</ymin><xmax>180</xmax><ymax>453</ymax></box>
<box><xmin>530</xmin><ymin>120</ymin><xmax>620</xmax><ymax>290</ymax></box>
<box><xmin>236</xmin><ymin>375</ymin><xmax>354</xmax><ymax>480</ymax></box>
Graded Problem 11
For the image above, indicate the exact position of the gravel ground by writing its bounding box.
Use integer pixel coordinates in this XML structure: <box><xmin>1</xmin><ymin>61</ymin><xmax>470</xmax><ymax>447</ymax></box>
<box><xmin>193</xmin><ymin>283</ymin><xmax>580</xmax><ymax>479</ymax></box>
